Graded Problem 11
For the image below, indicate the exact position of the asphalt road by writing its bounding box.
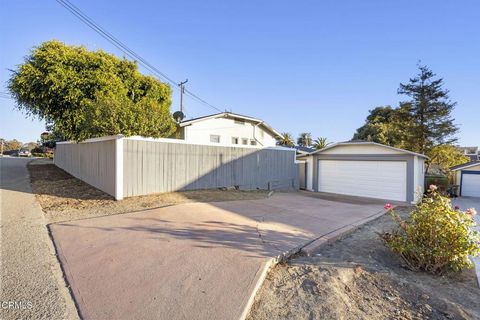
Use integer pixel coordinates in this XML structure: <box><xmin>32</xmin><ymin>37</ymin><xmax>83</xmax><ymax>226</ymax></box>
<box><xmin>0</xmin><ymin>157</ymin><xmax>78</xmax><ymax>320</ymax></box>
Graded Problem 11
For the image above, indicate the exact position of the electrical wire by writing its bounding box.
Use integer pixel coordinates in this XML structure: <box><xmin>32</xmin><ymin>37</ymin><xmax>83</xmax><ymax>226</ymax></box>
<box><xmin>55</xmin><ymin>0</ymin><xmax>224</xmax><ymax>113</ymax></box>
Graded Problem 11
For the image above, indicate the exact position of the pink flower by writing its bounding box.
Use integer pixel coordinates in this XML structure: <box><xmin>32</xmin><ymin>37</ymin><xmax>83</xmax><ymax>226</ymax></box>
<box><xmin>429</xmin><ymin>185</ymin><xmax>438</xmax><ymax>192</ymax></box>
<box><xmin>466</xmin><ymin>208</ymin><xmax>477</xmax><ymax>217</ymax></box>
<box><xmin>384</xmin><ymin>203</ymin><xmax>393</xmax><ymax>210</ymax></box>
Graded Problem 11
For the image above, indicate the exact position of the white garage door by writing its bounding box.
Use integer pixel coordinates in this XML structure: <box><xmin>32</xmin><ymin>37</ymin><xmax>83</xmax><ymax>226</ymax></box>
<box><xmin>462</xmin><ymin>173</ymin><xmax>480</xmax><ymax>197</ymax></box>
<box><xmin>318</xmin><ymin>160</ymin><xmax>407</xmax><ymax>201</ymax></box>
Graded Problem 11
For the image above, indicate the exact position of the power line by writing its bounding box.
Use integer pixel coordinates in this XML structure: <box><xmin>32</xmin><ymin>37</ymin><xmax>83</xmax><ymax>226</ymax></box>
<box><xmin>55</xmin><ymin>0</ymin><xmax>224</xmax><ymax>113</ymax></box>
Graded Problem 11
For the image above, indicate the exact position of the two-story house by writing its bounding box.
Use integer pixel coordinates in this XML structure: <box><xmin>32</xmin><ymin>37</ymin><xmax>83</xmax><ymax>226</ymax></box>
<box><xmin>458</xmin><ymin>146</ymin><xmax>479</xmax><ymax>161</ymax></box>
<box><xmin>177</xmin><ymin>112</ymin><xmax>282</xmax><ymax>147</ymax></box>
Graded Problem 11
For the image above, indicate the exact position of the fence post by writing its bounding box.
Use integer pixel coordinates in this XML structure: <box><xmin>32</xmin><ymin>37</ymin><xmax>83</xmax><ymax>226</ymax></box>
<box><xmin>114</xmin><ymin>136</ymin><xmax>124</xmax><ymax>200</ymax></box>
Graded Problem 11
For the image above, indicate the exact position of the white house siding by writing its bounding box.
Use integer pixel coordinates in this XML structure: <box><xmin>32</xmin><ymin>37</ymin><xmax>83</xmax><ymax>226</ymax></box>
<box><xmin>182</xmin><ymin>117</ymin><xmax>277</xmax><ymax>147</ymax></box>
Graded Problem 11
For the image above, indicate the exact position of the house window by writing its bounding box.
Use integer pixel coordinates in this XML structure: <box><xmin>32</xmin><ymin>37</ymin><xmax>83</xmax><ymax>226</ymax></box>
<box><xmin>231</xmin><ymin>137</ymin><xmax>239</xmax><ymax>144</ymax></box>
<box><xmin>250</xmin><ymin>140</ymin><xmax>257</xmax><ymax>146</ymax></box>
<box><xmin>242</xmin><ymin>138</ymin><xmax>248</xmax><ymax>145</ymax></box>
<box><xmin>234</xmin><ymin>119</ymin><xmax>245</xmax><ymax>125</ymax></box>
<box><xmin>210</xmin><ymin>135</ymin><xmax>220</xmax><ymax>143</ymax></box>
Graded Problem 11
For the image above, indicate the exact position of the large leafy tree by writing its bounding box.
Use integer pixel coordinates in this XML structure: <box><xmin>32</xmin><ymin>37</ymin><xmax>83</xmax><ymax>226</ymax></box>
<box><xmin>352</xmin><ymin>106</ymin><xmax>405</xmax><ymax>146</ymax></box>
<box><xmin>397</xmin><ymin>65</ymin><xmax>459</xmax><ymax>154</ymax></box>
<box><xmin>8</xmin><ymin>40</ymin><xmax>176</xmax><ymax>141</ymax></box>
<box><xmin>427</xmin><ymin>144</ymin><xmax>470</xmax><ymax>174</ymax></box>
<box><xmin>0</xmin><ymin>139</ymin><xmax>22</xmax><ymax>152</ymax></box>
<box><xmin>297</xmin><ymin>132</ymin><xmax>312</xmax><ymax>147</ymax></box>
<box><xmin>352</xmin><ymin>65</ymin><xmax>460</xmax><ymax>163</ymax></box>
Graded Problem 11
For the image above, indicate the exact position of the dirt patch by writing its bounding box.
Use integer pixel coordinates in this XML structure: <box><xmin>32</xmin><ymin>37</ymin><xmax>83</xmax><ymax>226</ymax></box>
<box><xmin>248</xmin><ymin>207</ymin><xmax>480</xmax><ymax>320</ymax></box>
<box><xmin>28</xmin><ymin>161</ymin><xmax>269</xmax><ymax>223</ymax></box>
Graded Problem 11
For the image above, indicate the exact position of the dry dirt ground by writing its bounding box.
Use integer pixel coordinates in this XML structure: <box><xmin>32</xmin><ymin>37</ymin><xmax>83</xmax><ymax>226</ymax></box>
<box><xmin>248</xmin><ymin>207</ymin><xmax>480</xmax><ymax>320</ymax></box>
<box><xmin>28</xmin><ymin>161</ymin><xmax>269</xmax><ymax>223</ymax></box>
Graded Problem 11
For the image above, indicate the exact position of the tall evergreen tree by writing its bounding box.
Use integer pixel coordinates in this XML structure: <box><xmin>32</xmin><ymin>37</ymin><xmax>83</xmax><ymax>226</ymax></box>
<box><xmin>397</xmin><ymin>65</ymin><xmax>458</xmax><ymax>154</ymax></box>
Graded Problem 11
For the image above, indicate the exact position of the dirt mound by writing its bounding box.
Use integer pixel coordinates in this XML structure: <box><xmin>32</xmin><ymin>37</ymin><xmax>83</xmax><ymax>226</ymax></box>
<box><xmin>248</xmin><ymin>208</ymin><xmax>480</xmax><ymax>320</ymax></box>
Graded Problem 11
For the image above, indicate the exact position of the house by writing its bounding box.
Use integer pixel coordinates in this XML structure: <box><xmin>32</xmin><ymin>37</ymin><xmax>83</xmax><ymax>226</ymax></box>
<box><xmin>295</xmin><ymin>145</ymin><xmax>315</xmax><ymax>156</ymax></box>
<box><xmin>177</xmin><ymin>112</ymin><xmax>282</xmax><ymax>147</ymax></box>
<box><xmin>458</xmin><ymin>146</ymin><xmax>479</xmax><ymax>161</ymax></box>
<box><xmin>450</xmin><ymin>161</ymin><xmax>480</xmax><ymax>197</ymax></box>
<box><xmin>297</xmin><ymin>141</ymin><xmax>427</xmax><ymax>203</ymax></box>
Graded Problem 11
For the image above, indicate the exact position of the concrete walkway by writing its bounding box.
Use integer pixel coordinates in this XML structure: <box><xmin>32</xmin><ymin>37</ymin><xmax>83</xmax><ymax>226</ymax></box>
<box><xmin>50</xmin><ymin>191</ymin><xmax>387</xmax><ymax>320</ymax></box>
<box><xmin>452</xmin><ymin>197</ymin><xmax>480</xmax><ymax>286</ymax></box>
<box><xmin>0</xmin><ymin>158</ymin><xmax>78</xmax><ymax>320</ymax></box>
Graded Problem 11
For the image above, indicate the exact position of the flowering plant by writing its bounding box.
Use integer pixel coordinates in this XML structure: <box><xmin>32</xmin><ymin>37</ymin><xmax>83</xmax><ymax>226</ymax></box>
<box><xmin>382</xmin><ymin>185</ymin><xmax>480</xmax><ymax>274</ymax></box>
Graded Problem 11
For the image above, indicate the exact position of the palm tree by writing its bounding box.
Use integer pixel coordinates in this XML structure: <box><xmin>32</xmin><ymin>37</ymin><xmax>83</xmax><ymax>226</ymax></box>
<box><xmin>278</xmin><ymin>132</ymin><xmax>294</xmax><ymax>147</ymax></box>
<box><xmin>313</xmin><ymin>137</ymin><xmax>331</xmax><ymax>150</ymax></box>
<box><xmin>297</xmin><ymin>133</ymin><xmax>312</xmax><ymax>147</ymax></box>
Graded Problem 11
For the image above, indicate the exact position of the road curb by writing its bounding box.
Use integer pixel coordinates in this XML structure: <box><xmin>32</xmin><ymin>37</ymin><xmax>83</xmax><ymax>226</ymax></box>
<box><xmin>240</xmin><ymin>208</ymin><xmax>388</xmax><ymax>319</ymax></box>
<box><xmin>302</xmin><ymin>209</ymin><xmax>387</xmax><ymax>256</ymax></box>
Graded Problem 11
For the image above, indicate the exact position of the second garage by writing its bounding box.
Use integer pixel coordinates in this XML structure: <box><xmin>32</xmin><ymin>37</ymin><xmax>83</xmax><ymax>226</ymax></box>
<box><xmin>451</xmin><ymin>161</ymin><xmax>480</xmax><ymax>197</ymax></box>
<box><xmin>298</xmin><ymin>141</ymin><xmax>427</xmax><ymax>203</ymax></box>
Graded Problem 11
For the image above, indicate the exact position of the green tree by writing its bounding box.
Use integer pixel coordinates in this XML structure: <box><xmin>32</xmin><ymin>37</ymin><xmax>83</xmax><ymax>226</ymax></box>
<box><xmin>427</xmin><ymin>144</ymin><xmax>470</xmax><ymax>174</ymax></box>
<box><xmin>297</xmin><ymin>132</ymin><xmax>312</xmax><ymax>147</ymax></box>
<box><xmin>313</xmin><ymin>137</ymin><xmax>331</xmax><ymax>150</ymax></box>
<box><xmin>0</xmin><ymin>139</ymin><xmax>23</xmax><ymax>152</ymax></box>
<box><xmin>397</xmin><ymin>65</ymin><xmax>459</xmax><ymax>154</ymax></box>
<box><xmin>278</xmin><ymin>132</ymin><xmax>294</xmax><ymax>147</ymax></box>
<box><xmin>8</xmin><ymin>40</ymin><xmax>176</xmax><ymax>141</ymax></box>
<box><xmin>352</xmin><ymin>106</ymin><xmax>405</xmax><ymax>146</ymax></box>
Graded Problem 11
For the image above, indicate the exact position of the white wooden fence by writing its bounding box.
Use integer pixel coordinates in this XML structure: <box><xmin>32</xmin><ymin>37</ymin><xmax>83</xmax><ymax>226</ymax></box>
<box><xmin>55</xmin><ymin>135</ymin><xmax>298</xmax><ymax>200</ymax></box>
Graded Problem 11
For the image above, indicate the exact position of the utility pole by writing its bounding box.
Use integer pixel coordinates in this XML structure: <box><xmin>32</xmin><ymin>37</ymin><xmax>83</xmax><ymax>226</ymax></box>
<box><xmin>178</xmin><ymin>79</ymin><xmax>188</xmax><ymax>114</ymax></box>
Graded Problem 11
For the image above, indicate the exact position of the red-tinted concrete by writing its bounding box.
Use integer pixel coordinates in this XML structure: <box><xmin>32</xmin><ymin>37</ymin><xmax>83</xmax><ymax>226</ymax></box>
<box><xmin>50</xmin><ymin>192</ymin><xmax>387</xmax><ymax>320</ymax></box>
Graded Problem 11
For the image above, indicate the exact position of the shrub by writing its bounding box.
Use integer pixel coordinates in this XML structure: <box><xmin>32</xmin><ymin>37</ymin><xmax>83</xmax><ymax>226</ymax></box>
<box><xmin>382</xmin><ymin>185</ymin><xmax>480</xmax><ymax>274</ymax></box>
<box><xmin>425</xmin><ymin>175</ymin><xmax>449</xmax><ymax>192</ymax></box>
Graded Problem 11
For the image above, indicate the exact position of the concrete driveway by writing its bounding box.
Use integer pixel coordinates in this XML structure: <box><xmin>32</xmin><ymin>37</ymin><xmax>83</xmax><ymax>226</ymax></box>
<box><xmin>50</xmin><ymin>192</ymin><xmax>389</xmax><ymax>320</ymax></box>
<box><xmin>452</xmin><ymin>197</ymin><xmax>480</xmax><ymax>286</ymax></box>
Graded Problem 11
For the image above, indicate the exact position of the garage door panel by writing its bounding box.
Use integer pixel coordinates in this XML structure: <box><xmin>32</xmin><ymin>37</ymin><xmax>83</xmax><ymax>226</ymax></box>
<box><xmin>462</xmin><ymin>173</ymin><xmax>480</xmax><ymax>197</ymax></box>
<box><xmin>318</xmin><ymin>160</ymin><xmax>407</xmax><ymax>201</ymax></box>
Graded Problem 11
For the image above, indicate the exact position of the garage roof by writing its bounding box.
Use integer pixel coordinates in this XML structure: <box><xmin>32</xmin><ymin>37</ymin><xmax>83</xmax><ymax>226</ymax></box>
<box><xmin>450</xmin><ymin>161</ymin><xmax>480</xmax><ymax>171</ymax></box>
<box><xmin>309</xmin><ymin>141</ymin><xmax>428</xmax><ymax>158</ymax></box>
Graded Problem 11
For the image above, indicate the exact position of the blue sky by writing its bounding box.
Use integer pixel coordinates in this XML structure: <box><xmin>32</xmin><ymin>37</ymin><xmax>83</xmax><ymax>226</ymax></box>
<box><xmin>1</xmin><ymin>0</ymin><xmax>479</xmax><ymax>145</ymax></box>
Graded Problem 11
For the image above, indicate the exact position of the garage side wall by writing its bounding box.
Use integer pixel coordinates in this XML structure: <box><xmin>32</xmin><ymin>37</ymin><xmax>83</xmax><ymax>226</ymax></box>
<box><xmin>122</xmin><ymin>138</ymin><xmax>298</xmax><ymax>197</ymax></box>
<box><xmin>54</xmin><ymin>139</ymin><xmax>117</xmax><ymax>198</ymax></box>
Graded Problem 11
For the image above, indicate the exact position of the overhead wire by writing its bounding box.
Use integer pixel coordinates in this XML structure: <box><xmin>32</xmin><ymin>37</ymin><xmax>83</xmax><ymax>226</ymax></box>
<box><xmin>55</xmin><ymin>0</ymin><xmax>224</xmax><ymax>113</ymax></box>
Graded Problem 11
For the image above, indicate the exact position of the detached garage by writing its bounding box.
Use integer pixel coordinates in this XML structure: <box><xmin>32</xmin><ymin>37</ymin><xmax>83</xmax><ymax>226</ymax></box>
<box><xmin>297</xmin><ymin>142</ymin><xmax>427</xmax><ymax>203</ymax></box>
<box><xmin>451</xmin><ymin>161</ymin><xmax>480</xmax><ymax>198</ymax></box>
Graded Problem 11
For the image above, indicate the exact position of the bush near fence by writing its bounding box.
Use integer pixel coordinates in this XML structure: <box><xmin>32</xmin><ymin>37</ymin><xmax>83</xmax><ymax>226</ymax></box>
<box><xmin>425</xmin><ymin>175</ymin><xmax>449</xmax><ymax>192</ymax></box>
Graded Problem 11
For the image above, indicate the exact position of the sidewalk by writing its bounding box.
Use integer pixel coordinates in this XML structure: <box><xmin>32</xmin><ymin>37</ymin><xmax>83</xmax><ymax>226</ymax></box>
<box><xmin>0</xmin><ymin>158</ymin><xmax>78</xmax><ymax>320</ymax></box>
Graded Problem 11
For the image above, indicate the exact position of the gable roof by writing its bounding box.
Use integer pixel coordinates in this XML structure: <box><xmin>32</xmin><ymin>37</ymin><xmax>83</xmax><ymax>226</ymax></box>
<box><xmin>310</xmin><ymin>141</ymin><xmax>428</xmax><ymax>158</ymax></box>
<box><xmin>450</xmin><ymin>161</ymin><xmax>480</xmax><ymax>171</ymax></box>
<box><xmin>179</xmin><ymin>112</ymin><xmax>282</xmax><ymax>138</ymax></box>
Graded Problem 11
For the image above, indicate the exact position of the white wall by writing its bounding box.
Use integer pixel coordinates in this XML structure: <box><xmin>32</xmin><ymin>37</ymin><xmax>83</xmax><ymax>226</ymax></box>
<box><xmin>413</xmin><ymin>156</ymin><xmax>425</xmax><ymax>202</ymax></box>
<box><xmin>306</xmin><ymin>156</ymin><xmax>314</xmax><ymax>191</ymax></box>
<box><xmin>182</xmin><ymin>117</ymin><xmax>277</xmax><ymax>147</ymax></box>
<box><xmin>321</xmin><ymin>144</ymin><xmax>404</xmax><ymax>155</ymax></box>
